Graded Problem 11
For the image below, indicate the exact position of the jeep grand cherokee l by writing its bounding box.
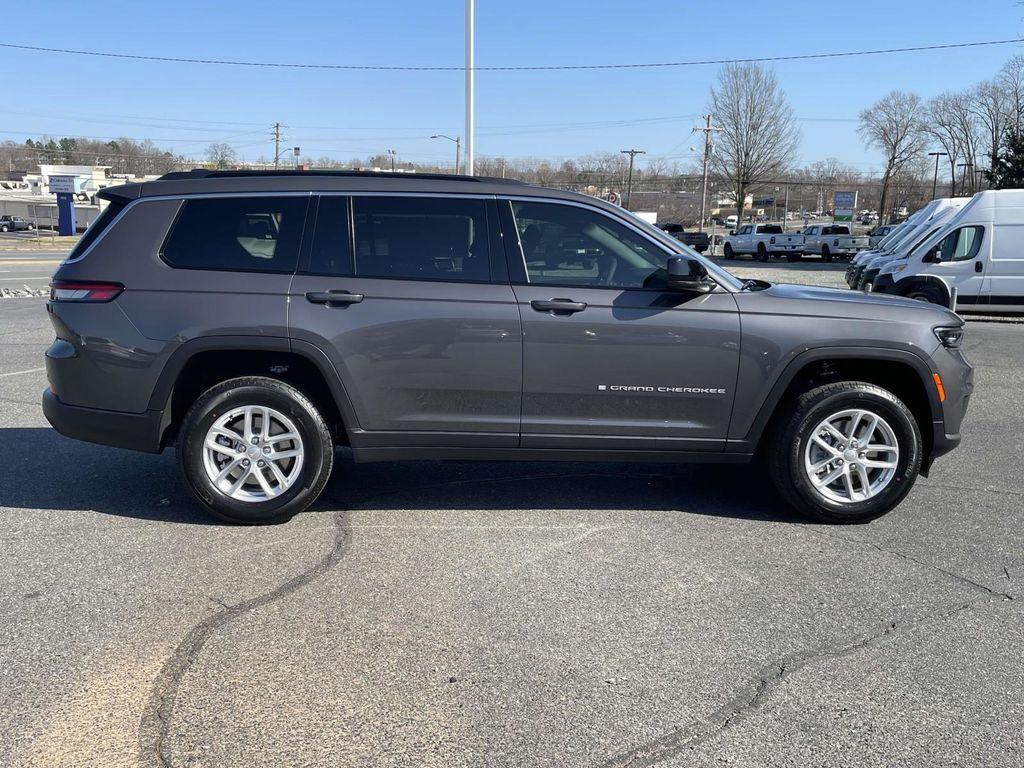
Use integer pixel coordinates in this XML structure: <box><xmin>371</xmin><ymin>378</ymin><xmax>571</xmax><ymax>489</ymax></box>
<box><xmin>43</xmin><ymin>170</ymin><xmax>973</xmax><ymax>525</ymax></box>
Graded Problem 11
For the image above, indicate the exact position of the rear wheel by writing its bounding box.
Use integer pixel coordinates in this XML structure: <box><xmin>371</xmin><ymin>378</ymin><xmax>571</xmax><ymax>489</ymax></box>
<box><xmin>767</xmin><ymin>381</ymin><xmax>922</xmax><ymax>523</ymax></box>
<box><xmin>756</xmin><ymin>243</ymin><xmax>768</xmax><ymax>262</ymax></box>
<box><xmin>177</xmin><ymin>376</ymin><xmax>334</xmax><ymax>524</ymax></box>
<box><xmin>822</xmin><ymin>245</ymin><xmax>833</xmax><ymax>263</ymax></box>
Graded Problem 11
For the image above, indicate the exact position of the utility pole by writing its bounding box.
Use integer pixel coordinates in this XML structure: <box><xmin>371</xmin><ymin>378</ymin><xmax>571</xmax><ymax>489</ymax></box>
<box><xmin>692</xmin><ymin>115</ymin><xmax>722</xmax><ymax>233</ymax></box>
<box><xmin>465</xmin><ymin>0</ymin><xmax>475</xmax><ymax>175</ymax></box>
<box><xmin>928</xmin><ymin>151</ymin><xmax>948</xmax><ymax>200</ymax></box>
<box><xmin>273</xmin><ymin>122</ymin><xmax>282</xmax><ymax>170</ymax></box>
<box><xmin>620</xmin><ymin>149</ymin><xmax>645</xmax><ymax>210</ymax></box>
<box><xmin>957</xmin><ymin>162</ymin><xmax>972</xmax><ymax>195</ymax></box>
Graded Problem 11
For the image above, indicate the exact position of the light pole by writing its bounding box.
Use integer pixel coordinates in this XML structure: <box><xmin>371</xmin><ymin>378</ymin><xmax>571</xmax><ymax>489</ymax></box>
<box><xmin>431</xmin><ymin>134</ymin><xmax>461</xmax><ymax>174</ymax></box>
<box><xmin>387</xmin><ymin>149</ymin><xmax>397</xmax><ymax>172</ymax></box>
<box><xmin>620</xmin><ymin>148</ymin><xmax>645</xmax><ymax>211</ymax></box>
<box><xmin>928</xmin><ymin>151</ymin><xmax>948</xmax><ymax>199</ymax></box>
<box><xmin>292</xmin><ymin>147</ymin><xmax>300</xmax><ymax>169</ymax></box>
<box><xmin>957</xmin><ymin>162</ymin><xmax>973</xmax><ymax>195</ymax></box>
<box><xmin>465</xmin><ymin>0</ymin><xmax>474</xmax><ymax>175</ymax></box>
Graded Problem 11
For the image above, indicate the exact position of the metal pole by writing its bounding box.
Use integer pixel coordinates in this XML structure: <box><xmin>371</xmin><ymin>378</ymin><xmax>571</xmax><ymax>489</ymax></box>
<box><xmin>455</xmin><ymin>136</ymin><xmax>461</xmax><ymax>175</ymax></box>
<box><xmin>465</xmin><ymin>0</ymin><xmax>475</xmax><ymax>175</ymax></box>
<box><xmin>783</xmin><ymin>183</ymin><xmax>789</xmax><ymax>232</ymax></box>
<box><xmin>273</xmin><ymin>123</ymin><xmax>281</xmax><ymax>170</ymax></box>
<box><xmin>620</xmin><ymin>149</ymin><xmax>644</xmax><ymax>210</ymax></box>
<box><xmin>699</xmin><ymin>117</ymin><xmax>710</xmax><ymax>233</ymax></box>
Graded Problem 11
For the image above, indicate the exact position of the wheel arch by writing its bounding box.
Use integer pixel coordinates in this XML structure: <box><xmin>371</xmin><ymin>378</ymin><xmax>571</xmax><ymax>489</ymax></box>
<box><xmin>893</xmin><ymin>275</ymin><xmax>951</xmax><ymax>305</ymax></box>
<box><xmin>736</xmin><ymin>347</ymin><xmax>941</xmax><ymax>463</ymax></box>
<box><xmin>150</xmin><ymin>336</ymin><xmax>360</xmax><ymax>448</ymax></box>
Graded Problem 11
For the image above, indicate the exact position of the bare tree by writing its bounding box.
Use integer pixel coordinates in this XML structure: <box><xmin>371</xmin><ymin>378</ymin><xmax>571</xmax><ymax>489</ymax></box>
<box><xmin>859</xmin><ymin>91</ymin><xmax>926</xmax><ymax>223</ymax></box>
<box><xmin>998</xmin><ymin>55</ymin><xmax>1024</xmax><ymax>135</ymax></box>
<box><xmin>205</xmin><ymin>142</ymin><xmax>237</xmax><ymax>170</ymax></box>
<box><xmin>970</xmin><ymin>80</ymin><xmax>1009</xmax><ymax>178</ymax></box>
<box><xmin>925</xmin><ymin>92</ymin><xmax>965</xmax><ymax>195</ymax></box>
<box><xmin>947</xmin><ymin>92</ymin><xmax>983</xmax><ymax>194</ymax></box>
<box><xmin>708</xmin><ymin>62</ymin><xmax>800</xmax><ymax>223</ymax></box>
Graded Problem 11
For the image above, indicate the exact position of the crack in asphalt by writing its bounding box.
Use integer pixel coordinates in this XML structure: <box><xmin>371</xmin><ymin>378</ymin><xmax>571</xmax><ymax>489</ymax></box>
<box><xmin>137</xmin><ymin>509</ymin><xmax>351</xmax><ymax>768</ymax></box>
<box><xmin>596</xmin><ymin>596</ymin><xmax>1005</xmax><ymax>768</ymax></box>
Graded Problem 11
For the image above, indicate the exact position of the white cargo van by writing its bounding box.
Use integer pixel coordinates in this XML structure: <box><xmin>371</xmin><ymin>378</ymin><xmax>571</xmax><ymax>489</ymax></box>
<box><xmin>873</xmin><ymin>190</ymin><xmax>1024</xmax><ymax>312</ymax></box>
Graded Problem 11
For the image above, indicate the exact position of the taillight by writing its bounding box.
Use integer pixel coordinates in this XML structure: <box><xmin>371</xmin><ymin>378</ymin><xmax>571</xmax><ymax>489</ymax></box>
<box><xmin>49</xmin><ymin>280</ymin><xmax>124</xmax><ymax>302</ymax></box>
<box><xmin>770</xmin><ymin>236</ymin><xmax>776</xmax><ymax>244</ymax></box>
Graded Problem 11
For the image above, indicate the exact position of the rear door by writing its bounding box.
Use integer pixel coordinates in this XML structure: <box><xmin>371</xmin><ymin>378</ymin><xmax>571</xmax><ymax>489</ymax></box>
<box><xmin>288</xmin><ymin>194</ymin><xmax>522</xmax><ymax>447</ymax></box>
<box><xmin>499</xmin><ymin>198</ymin><xmax>740</xmax><ymax>452</ymax></box>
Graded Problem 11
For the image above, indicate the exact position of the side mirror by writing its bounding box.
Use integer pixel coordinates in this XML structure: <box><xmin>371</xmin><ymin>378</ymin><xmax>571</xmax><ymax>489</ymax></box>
<box><xmin>728</xmin><ymin>229</ymin><xmax>736</xmax><ymax>236</ymax></box>
<box><xmin>667</xmin><ymin>257</ymin><xmax>713</xmax><ymax>293</ymax></box>
<box><xmin>922</xmin><ymin>247</ymin><xmax>941</xmax><ymax>264</ymax></box>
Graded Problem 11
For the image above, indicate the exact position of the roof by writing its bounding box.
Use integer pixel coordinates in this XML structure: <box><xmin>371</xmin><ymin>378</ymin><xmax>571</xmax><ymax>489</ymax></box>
<box><xmin>96</xmin><ymin>168</ymin><xmax>600</xmax><ymax>209</ymax></box>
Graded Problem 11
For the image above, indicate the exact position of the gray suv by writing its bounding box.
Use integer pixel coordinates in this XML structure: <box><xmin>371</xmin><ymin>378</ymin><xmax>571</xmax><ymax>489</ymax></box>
<box><xmin>43</xmin><ymin>170</ymin><xmax>973</xmax><ymax>525</ymax></box>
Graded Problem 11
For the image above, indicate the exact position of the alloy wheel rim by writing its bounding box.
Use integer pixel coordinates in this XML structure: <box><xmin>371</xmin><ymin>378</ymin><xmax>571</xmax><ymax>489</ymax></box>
<box><xmin>202</xmin><ymin>405</ymin><xmax>304</xmax><ymax>502</ymax></box>
<box><xmin>803</xmin><ymin>408</ymin><xmax>900</xmax><ymax>504</ymax></box>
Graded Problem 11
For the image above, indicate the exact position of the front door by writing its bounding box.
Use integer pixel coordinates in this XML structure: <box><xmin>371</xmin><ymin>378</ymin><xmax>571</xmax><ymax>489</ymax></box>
<box><xmin>499</xmin><ymin>199</ymin><xmax>741</xmax><ymax>452</ymax></box>
<box><xmin>289</xmin><ymin>195</ymin><xmax>522</xmax><ymax>448</ymax></box>
<box><xmin>928</xmin><ymin>224</ymin><xmax>987</xmax><ymax>308</ymax></box>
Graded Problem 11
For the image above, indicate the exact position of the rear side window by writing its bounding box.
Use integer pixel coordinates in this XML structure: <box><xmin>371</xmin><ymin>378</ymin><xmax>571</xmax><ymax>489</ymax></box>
<box><xmin>352</xmin><ymin>196</ymin><xmax>490</xmax><ymax>282</ymax></box>
<box><xmin>67</xmin><ymin>200</ymin><xmax>125</xmax><ymax>260</ymax></box>
<box><xmin>162</xmin><ymin>196</ymin><xmax>308</xmax><ymax>273</ymax></box>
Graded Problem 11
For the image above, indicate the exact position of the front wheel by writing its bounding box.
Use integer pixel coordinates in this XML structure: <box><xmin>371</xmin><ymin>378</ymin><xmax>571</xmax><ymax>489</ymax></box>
<box><xmin>767</xmin><ymin>381</ymin><xmax>922</xmax><ymax>523</ymax></box>
<box><xmin>904</xmin><ymin>284</ymin><xmax>948</xmax><ymax>306</ymax></box>
<box><xmin>26</xmin><ymin>223</ymin><xmax>34</xmax><ymax>230</ymax></box>
<box><xmin>724</xmin><ymin>243</ymin><xmax>734</xmax><ymax>260</ymax></box>
<box><xmin>756</xmin><ymin>243</ymin><xmax>769</xmax><ymax>262</ymax></box>
<box><xmin>177</xmin><ymin>376</ymin><xmax>334</xmax><ymax>524</ymax></box>
<box><xmin>0</xmin><ymin>225</ymin><xmax>8</xmax><ymax>233</ymax></box>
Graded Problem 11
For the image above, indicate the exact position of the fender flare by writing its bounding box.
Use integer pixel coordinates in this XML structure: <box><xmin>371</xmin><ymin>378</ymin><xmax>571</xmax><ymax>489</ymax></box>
<box><xmin>733</xmin><ymin>345</ymin><xmax>942</xmax><ymax>451</ymax></box>
<box><xmin>147</xmin><ymin>335</ymin><xmax>361</xmax><ymax>430</ymax></box>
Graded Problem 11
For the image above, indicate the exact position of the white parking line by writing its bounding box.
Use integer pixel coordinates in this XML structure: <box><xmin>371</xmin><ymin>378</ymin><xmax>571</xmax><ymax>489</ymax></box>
<box><xmin>0</xmin><ymin>367</ymin><xmax>45</xmax><ymax>378</ymax></box>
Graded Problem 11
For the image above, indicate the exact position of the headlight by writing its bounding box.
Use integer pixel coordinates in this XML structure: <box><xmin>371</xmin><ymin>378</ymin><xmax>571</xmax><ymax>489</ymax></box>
<box><xmin>934</xmin><ymin>326</ymin><xmax>964</xmax><ymax>348</ymax></box>
<box><xmin>891</xmin><ymin>264</ymin><xmax>905</xmax><ymax>273</ymax></box>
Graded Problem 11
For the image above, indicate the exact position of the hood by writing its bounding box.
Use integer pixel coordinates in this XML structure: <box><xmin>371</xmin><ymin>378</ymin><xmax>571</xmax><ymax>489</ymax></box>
<box><xmin>752</xmin><ymin>282</ymin><xmax>961</xmax><ymax>323</ymax></box>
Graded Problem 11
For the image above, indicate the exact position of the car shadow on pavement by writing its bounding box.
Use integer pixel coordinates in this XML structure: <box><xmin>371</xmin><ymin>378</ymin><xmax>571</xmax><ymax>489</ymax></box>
<box><xmin>0</xmin><ymin>428</ymin><xmax>803</xmax><ymax>525</ymax></box>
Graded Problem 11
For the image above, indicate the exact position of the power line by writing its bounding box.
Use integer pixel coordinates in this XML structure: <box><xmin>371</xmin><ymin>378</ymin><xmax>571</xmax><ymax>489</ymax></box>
<box><xmin>0</xmin><ymin>37</ymin><xmax>1021</xmax><ymax>71</ymax></box>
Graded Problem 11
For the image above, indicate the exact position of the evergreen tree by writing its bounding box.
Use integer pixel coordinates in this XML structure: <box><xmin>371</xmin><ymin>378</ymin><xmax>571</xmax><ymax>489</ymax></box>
<box><xmin>986</xmin><ymin>130</ymin><xmax>1024</xmax><ymax>189</ymax></box>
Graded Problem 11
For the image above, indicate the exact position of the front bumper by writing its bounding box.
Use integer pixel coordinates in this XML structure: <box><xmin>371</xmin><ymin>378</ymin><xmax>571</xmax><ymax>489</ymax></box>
<box><xmin>872</xmin><ymin>272</ymin><xmax>897</xmax><ymax>294</ymax></box>
<box><xmin>42</xmin><ymin>388</ymin><xmax>164</xmax><ymax>453</ymax></box>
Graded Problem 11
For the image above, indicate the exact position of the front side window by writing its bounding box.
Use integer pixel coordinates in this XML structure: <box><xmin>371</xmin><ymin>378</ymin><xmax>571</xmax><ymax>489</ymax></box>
<box><xmin>511</xmin><ymin>200</ymin><xmax>669</xmax><ymax>289</ymax></box>
<box><xmin>352</xmin><ymin>196</ymin><xmax>490</xmax><ymax>282</ymax></box>
<box><xmin>939</xmin><ymin>226</ymin><xmax>985</xmax><ymax>262</ymax></box>
<box><xmin>162</xmin><ymin>196</ymin><xmax>307</xmax><ymax>273</ymax></box>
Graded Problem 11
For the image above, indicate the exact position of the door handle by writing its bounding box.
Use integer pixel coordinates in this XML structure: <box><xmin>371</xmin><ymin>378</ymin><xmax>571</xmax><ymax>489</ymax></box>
<box><xmin>305</xmin><ymin>290</ymin><xmax>364</xmax><ymax>306</ymax></box>
<box><xmin>975</xmin><ymin>261</ymin><xmax>983</xmax><ymax>273</ymax></box>
<box><xmin>530</xmin><ymin>298</ymin><xmax>587</xmax><ymax>314</ymax></box>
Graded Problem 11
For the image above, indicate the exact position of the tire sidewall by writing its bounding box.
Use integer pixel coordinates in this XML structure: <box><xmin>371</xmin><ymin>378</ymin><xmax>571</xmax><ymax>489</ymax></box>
<box><xmin>786</xmin><ymin>388</ymin><xmax>921</xmax><ymax>522</ymax></box>
<box><xmin>179</xmin><ymin>382</ymin><xmax>331</xmax><ymax>524</ymax></box>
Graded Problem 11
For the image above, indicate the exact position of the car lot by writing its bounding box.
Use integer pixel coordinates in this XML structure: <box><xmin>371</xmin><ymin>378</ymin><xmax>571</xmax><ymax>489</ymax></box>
<box><xmin>2</xmin><ymin>266</ymin><xmax>1023</xmax><ymax>767</ymax></box>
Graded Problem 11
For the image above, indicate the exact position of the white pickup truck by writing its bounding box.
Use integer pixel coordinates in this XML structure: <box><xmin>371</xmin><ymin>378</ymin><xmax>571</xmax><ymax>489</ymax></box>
<box><xmin>799</xmin><ymin>225</ymin><xmax>869</xmax><ymax>263</ymax></box>
<box><xmin>722</xmin><ymin>224</ymin><xmax>804</xmax><ymax>262</ymax></box>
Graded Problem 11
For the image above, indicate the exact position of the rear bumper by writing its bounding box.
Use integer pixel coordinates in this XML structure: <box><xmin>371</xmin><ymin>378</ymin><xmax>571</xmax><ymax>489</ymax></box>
<box><xmin>42</xmin><ymin>388</ymin><xmax>164</xmax><ymax>453</ymax></box>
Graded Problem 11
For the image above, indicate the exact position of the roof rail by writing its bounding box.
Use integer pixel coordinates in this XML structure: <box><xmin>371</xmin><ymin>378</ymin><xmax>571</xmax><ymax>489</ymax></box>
<box><xmin>156</xmin><ymin>168</ymin><xmax>525</xmax><ymax>184</ymax></box>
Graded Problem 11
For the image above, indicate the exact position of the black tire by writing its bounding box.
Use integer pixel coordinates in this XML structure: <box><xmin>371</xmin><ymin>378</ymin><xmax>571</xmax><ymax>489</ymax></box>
<box><xmin>724</xmin><ymin>243</ymin><xmax>734</xmax><ymax>260</ymax></box>
<box><xmin>0</xmin><ymin>225</ymin><xmax>8</xmax><ymax>233</ymax></box>
<box><xmin>822</xmin><ymin>245</ymin><xmax>833</xmax><ymax>263</ymax></box>
<box><xmin>26</xmin><ymin>223</ymin><xmax>34</xmax><ymax>230</ymax></box>
<box><xmin>904</xmin><ymin>283</ymin><xmax>948</xmax><ymax>306</ymax></box>
<box><xmin>786</xmin><ymin>251</ymin><xmax>802</xmax><ymax>263</ymax></box>
<box><xmin>756</xmin><ymin>243</ymin><xmax>768</xmax><ymax>262</ymax></box>
<box><xmin>767</xmin><ymin>381</ymin><xmax>922</xmax><ymax>523</ymax></box>
<box><xmin>177</xmin><ymin>376</ymin><xmax>334</xmax><ymax>524</ymax></box>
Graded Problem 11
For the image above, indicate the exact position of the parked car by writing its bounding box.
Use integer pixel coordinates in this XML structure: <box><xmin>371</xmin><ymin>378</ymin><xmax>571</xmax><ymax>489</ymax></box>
<box><xmin>867</xmin><ymin>225</ymin><xmax>895</xmax><ymax>248</ymax></box>
<box><xmin>660</xmin><ymin>222</ymin><xmax>710</xmax><ymax>253</ymax></box>
<box><xmin>0</xmin><ymin>215</ymin><xmax>34</xmax><ymax>232</ymax></box>
<box><xmin>799</xmin><ymin>225</ymin><xmax>869</xmax><ymax>263</ymax></box>
<box><xmin>43</xmin><ymin>169</ymin><xmax>972</xmax><ymax>525</ymax></box>
<box><xmin>872</xmin><ymin>189</ymin><xmax>1024</xmax><ymax>312</ymax></box>
<box><xmin>724</xmin><ymin>215</ymin><xmax>738</xmax><ymax>229</ymax></box>
<box><xmin>723</xmin><ymin>223</ymin><xmax>804</xmax><ymax>261</ymax></box>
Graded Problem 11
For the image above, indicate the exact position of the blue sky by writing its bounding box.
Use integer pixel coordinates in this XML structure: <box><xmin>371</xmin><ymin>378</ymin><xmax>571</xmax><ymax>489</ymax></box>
<box><xmin>1</xmin><ymin>0</ymin><xmax>1021</xmax><ymax>173</ymax></box>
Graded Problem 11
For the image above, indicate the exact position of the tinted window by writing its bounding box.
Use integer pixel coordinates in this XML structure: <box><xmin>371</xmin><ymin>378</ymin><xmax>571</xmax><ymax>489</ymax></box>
<box><xmin>940</xmin><ymin>226</ymin><xmax>985</xmax><ymax>262</ymax></box>
<box><xmin>162</xmin><ymin>196</ymin><xmax>308</xmax><ymax>273</ymax></box>
<box><xmin>759</xmin><ymin>225</ymin><xmax>783</xmax><ymax>234</ymax></box>
<box><xmin>68</xmin><ymin>200</ymin><xmax>125</xmax><ymax>260</ymax></box>
<box><xmin>352</xmin><ymin>196</ymin><xmax>490</xmax><ymax>282</ymax></box>
<box><xmin>308</xmin><ymin>196</ymin><xmax>353</xmax><ymax>275</ymax></box>
<box><xmin>511</xmin><ymin>200</ymin><xmax>668</xmax><ymax>289</ymax></box>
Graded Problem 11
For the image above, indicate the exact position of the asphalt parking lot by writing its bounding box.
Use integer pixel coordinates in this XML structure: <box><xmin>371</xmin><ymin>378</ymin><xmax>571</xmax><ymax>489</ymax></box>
<box><xmin>2</xmin><ymin>271</ymin><xmax>1023</xmax><ymax>767</ymax></box>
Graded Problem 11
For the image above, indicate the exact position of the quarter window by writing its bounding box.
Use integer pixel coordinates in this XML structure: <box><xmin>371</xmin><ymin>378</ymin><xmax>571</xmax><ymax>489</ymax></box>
<box><xmin>162</xmin><ymin>196</ymin><xmax>308</xmax><ymax>273</ymax></box>
<box><xmin>510</xmin><ymin>200</ymin><xmax>669</xmax><ymax>289</ymax></box>
<box><xmin>939</xmin><ymin>226</ymin><xmax>985</xmax><ymax>262</ymax></box>
<box><xmin>352</xmin><ymin>196</ymin><xmax>490</xmax><ymax>282</ymax></box>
